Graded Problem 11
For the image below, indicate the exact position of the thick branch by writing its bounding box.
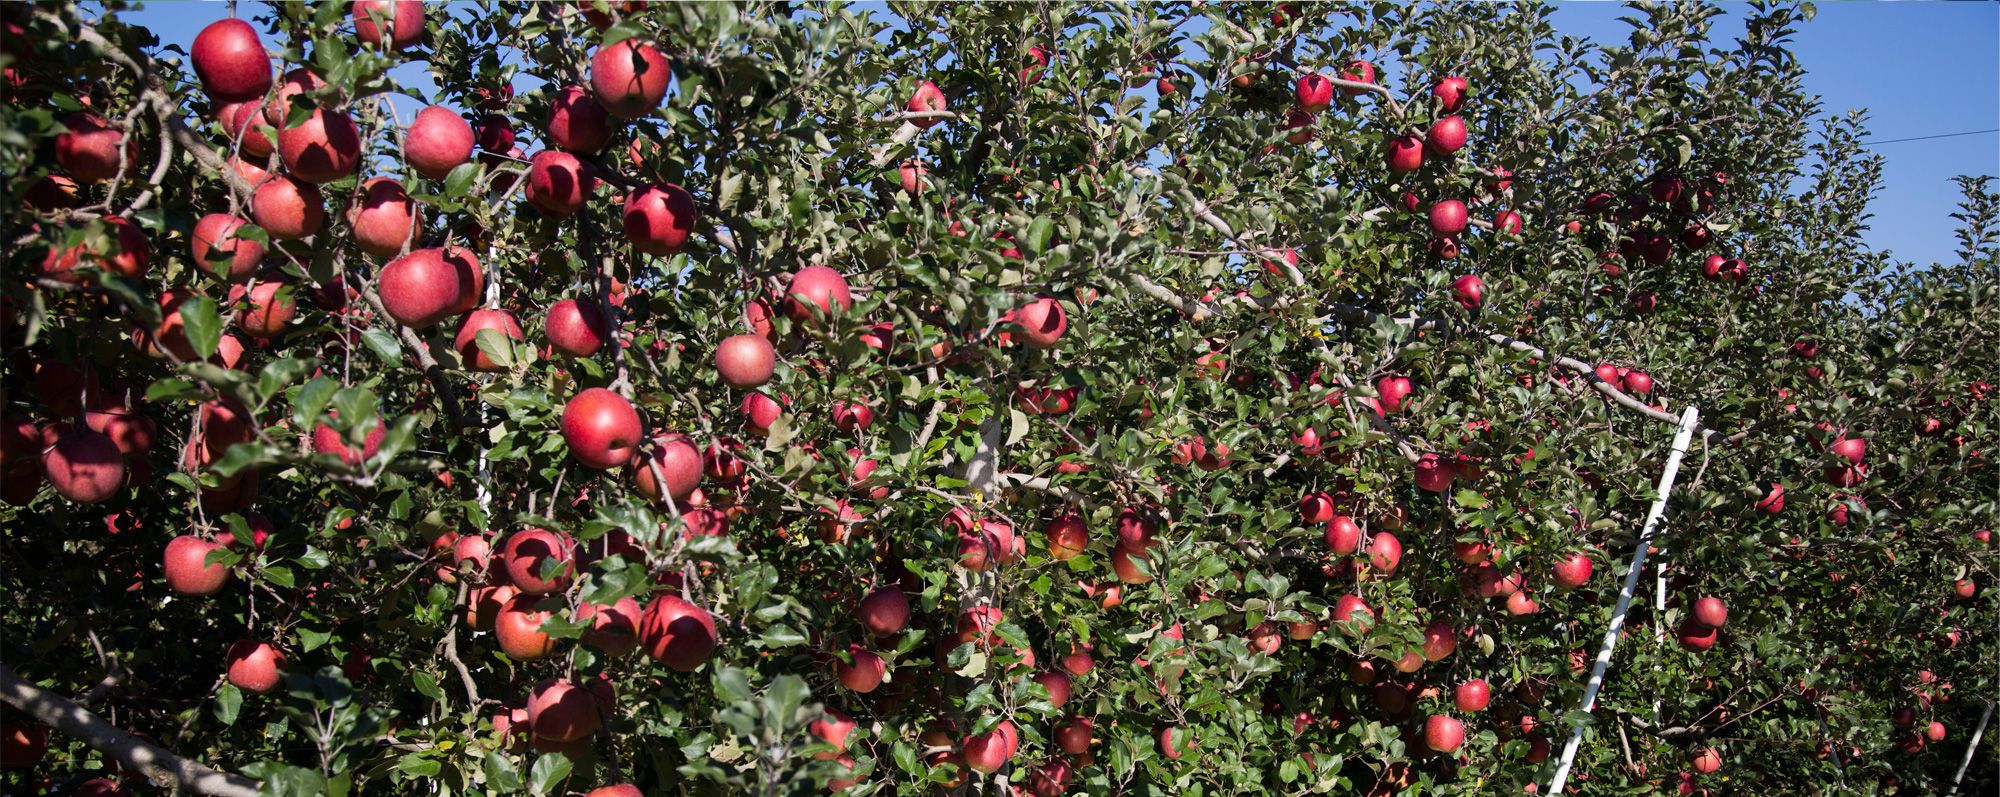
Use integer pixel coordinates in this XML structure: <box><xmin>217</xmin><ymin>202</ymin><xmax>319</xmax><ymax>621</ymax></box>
<box><xmin>0</xmin><ymin>664</ymin><xmax>260</xmax><ymax>797</ymax></box>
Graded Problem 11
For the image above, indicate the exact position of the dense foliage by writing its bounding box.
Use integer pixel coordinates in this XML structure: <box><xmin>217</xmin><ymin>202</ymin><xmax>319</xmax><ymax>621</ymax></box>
<box><xmin>1</xmin><ymin>1</ymin><xmax>1994</xmax><ymax>795</ymax></box>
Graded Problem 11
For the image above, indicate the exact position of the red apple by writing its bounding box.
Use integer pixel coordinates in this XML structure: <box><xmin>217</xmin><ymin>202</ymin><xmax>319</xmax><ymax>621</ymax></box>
<box><xmin>1295</xmin><ymin>73</ymin><xmax>1334</xmax><ymax>112</ymax></box>
<box><xmin>528</xmin><ymin>150</ymin><xmax>596</xmax><ymax>217</ymax></box>
<box><xmin>1054</xmin><ymin>716</ymin><xmax>1093</xmax><ymax>754</ymax></box>
<box><xmin>1454</xmin><ymin>679</ymin><xmax>1491</xmax><ymax>712</ymax></box>
<box><xmin>191</xmin><ymin>19</ymin><xmax>272</xmax><ymax>102</ymax></box>
<box><xmin>1426</xmin><ymin>115</ymin><xmax>1467</xmax><ymax>155</ymax></box>
<box><xmin>1692</xmin><ymin>596</ymin><xmax>1727</xmax><ymax>629</ymax></box>
<box><xmin>835</xmin><ymin>645</ymin><xmax>886</xmax><ymax>693</ymax></box>
<box><xmin>164</xmin><ymin>535</ymin><xmax>231</xmax><ymax>595</ymax></box>
<box><xmin>55</xmin><ymin>112</ymin><xmax>132</xmax><ymax>183</ymax></box>
<box><xmin>590</xmin><ymin>39</ymin><xmax>671</xmax><ymax>118</ymax></box>
<box><xmin>1010</xmin><ymin>296</ymin><xmax>1069</xmax><ymax>348</ymax></box>
<box><xmin>631</xmin><ymin>432</ymin><xmax>701</xmax><ymax>505</ymax></box>
<box><xmin>350</xmin><ymin>177</ymin><xmax>420</xmax><ymax>257</ymax></box>
<box><xmin>1422</xmin><ymin>619</ymin><xmax>1457</xmax><ymax>661</ymax></box>
<box><xmin>1045</xmin><ymin>514</ymin><xmax>1088</xmax><ymax>560</ymax></box>
<box><xmin>225</xmin><ymin>639</ymin><xmax>286</xmax><ymax>694</ymax></box>
<box><xmin>1380</xmin><ymin>135</ymin><xmax>1425</xmax><ymax>176</ymax></box>
<box><xmin>545</xmin><ymin>298</ymin><xmax>611</xmax><ymax>357</ymax></box>
<box><xmin>1325</xmin><ymin>515</ymin><xmax>1361</xmax><ymax>555</ymax></box>
<box><xmin>1338</xmin><ymin>59</ymin><xmax>1375</xmax><ymax>92</ymax></box>
<box><xmin>1552</xmin><ymin>553</ymin><xmax>1593</xmax><ymax>590</ymax></box>
<box><xmin>906</xmin><ymin>80</ymin><xmax>948</xmax><ymax>128</ymax></box>
<box><xmin>233</xmin><ymin>278</ymin><xmax>296</xmax><ymax>338</ymax></box>
<box><xmin>495</xmin><ymin>594</ymin><xmax>556</xmax><ymax>659</ymax></box>
<box><xmin>809</xmin><ymin>708</ymin><xmax>855</xmax><ymax>759</ymax></box>
<box><xmin>1429</xmin><ymin>200</ymin><xmax>1468</xmax><ymax>236</ymax></box>
<box><xmin>857</xmin><ymin>586</ymin><xmax>910</xmax><ymax>637</ymax></box>
<box><xmin>453</xmin><ymin>309</ymin><xmax>524</xmax><ymax>372</ymax></box>
<box><xmin>546</xmin><ymin>85</ymin><xmax>611</xmax><ymax>154</ymax></box>
<box><xmin>1755</xmin><ymin>482</ymin><xmax>1785</xmax><ymax>514</ymax></box>
<box><xmin>1691</xmin><ymin>746</ymin><xmax>1721</xmax><ymax>774</ymax></box>
<box><xmin>1677</xmin><ymin>618</ymin><xmax>1718</xmax><ymax>652</ymax></box>
<box><xmin>1424</xmin><ymin>715</ymin><xmax>1465</xmax><ymax>753</ymax></box>
<box><xmin>1368</xmin><ymin>532</ymin><xmax>1402</xmax><ymax>574</ymax></box>
<box><xmin>782</xmin><ymin>265</ymin><xmax>853</xmax><ymax>323</ymax></box>
<box><xmin>352</xmin><ymin>0</ymin><xmax>424</xmax><ymax>49</ymax></box>
<box><xmin>41</xmin><ymin>218</ymin><xmax>150</xmax><ymax>282</ymax></box>
<box><xmin>405</xmin><ymin>106</ymin><xmax>474</xmax><ymax>179</ymax></box>
<box><xmin>1157</xmin><ymin>724</ymin><xmax>1193</xmax><ymax>759</ymax></box>
<box><xmin>623</xmin><ymin>183</ymin><xmax>697</xmax><ymax>256</ymax></box>
<box><xmin>527</xmin><ymin>677</ymin><xmax>604</xmax><ymax>742</ymax></box>
<box><xmin>713</xmin><ymin>333</ymin><xmax>775</xmax><ymax>388</ymax></box>
<box><xmin>1433</xmin><ymin>76</ymin><xmax>1468</xmax><ymax>112</ymax></box>
<box><xmin>641</xmin><ymin>595</ymin><xmax>718</xmax><ymax>671</ymax></box>
<box><xmin>277</xmin><ymin>104</ymin><xmax>361</xmax><ymax>184</ymax></box>
<box><xmin>379</xmin><ymin>247</ymin><xmax>476</xmax><ymax>328</ymax></box>
<box><xmin>1332</xmin><ymin>594</ymin><xmax>1374</xmax><ymax>634</ymax></box>
<box><xmin>191</xmin><ymin>213</ymin><xmax>265</xmax><ymax>282</ymax></box>
<box><xmin>561</xmin><ymin>387</ymin><xmax>644</xmax><ymax>469</ymax></box>
<box><xmin>249</xmin><ymin>176</ymin><xmax>324</xmax><ymax>240</ymax></box>
<box><xmin>501</xmin><ymin>528</ymin><xmax>574</xmax><ymax>594</ymax></box>
<box><xmin>1452</xmin><ymin>274</ymin><xmax>1484</xmax><ymax>310</ymax></box>
<box><xmin>42</xmin><ymin>426</ymin><xmax>123</xmax><ymax>503</ymax></box>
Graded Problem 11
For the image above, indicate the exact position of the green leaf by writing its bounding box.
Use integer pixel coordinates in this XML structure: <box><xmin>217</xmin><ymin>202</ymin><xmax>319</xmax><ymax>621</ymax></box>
<box><xmin>215</xmin><ymin>682</ymin><xmax>243</xmax><ymax>726</ymax></box>
<box><xmin>527</xmin><ymin>752</ymin><xmax>573</xmax><ymax>796</ymax></box>
<box><xmin>474</xmin><ymin>328</ymin><xmax>518</xmax><ymax>369</ymax></box>
<box><xmin>483</xmin><ymin>751</ymin><xmax>523</xmax><ymax>792</ymax></box>
<box><xmin>442</xmin><ymin>161</ymin><xmax>480</xmax><ymax>198</ymax></box>
<box><xmin>361</xmin><ymin>327</ymin><xmax>403</xmax><ymax>363</ymax></box>
<box><xmin>180</xmin><ymin>295</ymin><xmax>223</xmax><ymax>360</ymax></box>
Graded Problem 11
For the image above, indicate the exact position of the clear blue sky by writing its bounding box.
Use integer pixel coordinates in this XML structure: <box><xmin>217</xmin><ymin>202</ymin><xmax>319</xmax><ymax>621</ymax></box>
<box><xmin>121</xmin><ymin>1</ymin><xmax>1998</xmax><ymax>267</ymax></box>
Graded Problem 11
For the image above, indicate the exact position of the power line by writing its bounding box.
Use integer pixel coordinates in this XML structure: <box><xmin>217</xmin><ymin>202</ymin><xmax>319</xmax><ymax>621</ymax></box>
<box><xmin>1858</xmin><ymin>129</ymin><xmax>2000</xmax><ymax>146</ymax></box>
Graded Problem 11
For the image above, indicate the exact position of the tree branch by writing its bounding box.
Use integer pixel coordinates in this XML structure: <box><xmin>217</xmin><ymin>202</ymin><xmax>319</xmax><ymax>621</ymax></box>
<box><xmin>0</xmin><ymin>664</ymin><xmax>260</xmax><ymax>797</ymax></box>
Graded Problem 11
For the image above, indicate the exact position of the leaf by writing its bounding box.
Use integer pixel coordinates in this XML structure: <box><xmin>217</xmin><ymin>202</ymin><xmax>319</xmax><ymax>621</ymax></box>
<box><xmin>474</xmin><ymin>328</ymin><xmax>518</xmax><ymax>369</ymax></box>
<box><xmin>361</xmin><ymin>327</ymin><xmax>403</xmax><ymax>363</ymax></box>
<box><xmin>442</xmin><ymin>161</ymin><xmax>481</xmax><ymax>199</ymax></box>
<box><xmin>215</xmin><ymin>682</ymin><xmax>243</xmax><ymax>726</ymax></box>
<box><xmin>526</xmin><ymin>752</ymin><xmax>573</xmax><ymax>796</ymax></box>
<box><xmin>483</xmin><ymin>751</ymin><xmax>523</xmax><ymax>792</ymax></box>
<box><xmin>411</xmin><ymin>670</ymin><xmax>443</xmax><ymax>701</ymax></box>
<box><xmin>1024</xmin><ymin>215</ymin><xmax>1055</xmax><ymax>256</ymax></box>
<box><xmin>1007</xmin><ymin>408</ymin><xmax>1029</xmax><ymax>446</ymax></box>
<box><xmin>179</xmin><ymin>295</ymin><xmax>222</xmax><ymax>360</ymax></box>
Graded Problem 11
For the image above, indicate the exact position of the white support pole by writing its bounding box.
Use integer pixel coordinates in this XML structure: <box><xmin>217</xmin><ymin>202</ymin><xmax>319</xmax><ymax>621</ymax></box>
<box><xmin>1945</xmin><ymin>699</ymin><xmax>1994</xmax><ymax>796</ymax></box>
<box><xmin>1546</xmin><ymin>407</ymin><xmax>1701</xmax><ymax>795</ymax></box>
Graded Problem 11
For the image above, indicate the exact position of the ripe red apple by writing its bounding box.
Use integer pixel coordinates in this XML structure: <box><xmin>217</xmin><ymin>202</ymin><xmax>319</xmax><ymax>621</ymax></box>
<box><xmin>591</xmin><ymin>39</ymin><xmax>671</xmax><ymax>118</ymax></box>
<box><xmin>191</xmin><ymin>213</ymin><xmax>265</xmax><ymax>282</ymax></box>
<box><xmin>1415</xmin><ymin>452</ymin><xmax>1455</xmax><ymax>493</ymax></box>
<box><xmin>1375</xmin><ymin>136</ymin><xmax>1422</xmax><ymax>177</ymax></box>
<box><xmin>631</xmin><ymin>432</ymin><xmax>701</xmax><ymax>505</ymax></box>
<box><xmin>1433</xmin><ymin>76</ymin><xmax>1468</xmax><ymax>112</ymax></box>
<box><xmin>1010</xmin><ymin>296</ymin><xmax>1069</xmax><ymax>348</ymax></box>
<box><xmin>1054</xmin><ymin>716</ymin><xmax>1093</xmax><ymax>754</ymax></box>
<box><xmin>624</xmin><ymin>183</ymin><xmax>697</xmax><ymax>256</ymax></box>
<box><xmin>1338</xmin><ymin>59</ymin><xmax>1375</xmax><ymax>92</ymax></box>
<box><xmin>379</xmin><ymin>247</ymin><xmax>475</xmax><ymax>328</ymax></box>
<box><xmin>1691</xmin><ymin>746</ymin><xmax>1722</xmax><ymax>774</ymax></box>
<box><xmin>561</xmin><ymin>387</ymin><xmax>644</xmax><ymax>469</ymax></box>
<box><xmin>830</xmin><ymin>400</ymin><xmax>874</xmax><ymax>433</ymax></box>
<box><xmin>42</xmin><ymin>217</ymin><xmax>150</xmax><ymax>282</ymax></box>
<box><xmin>1677</xmin><ymin>618</ymin><xmax>1718</xmax><ymax>652</ymax></box>
<box><xmin>191</xmin><ymin>18</ymin><xmax>272</xmax><ymax>102</ymax></box>
<box><xmin>1332</xmin><ymin>594</ymin><xmax>1374</xmax><ymax>634</ymax></box>
<box><xmin>1755</xmin><ymin>482</ymin><xmax>1786</xmax><ymax>514</ymax></box>
<box><xmin>528</xmin><ymin>678</ymin><xmax>604</xmax><ymax>742</ymax></box>
<box><xmin>453</xmin><ymin>309</ymin><xmax>524</xmax><ymax>372</ymax></box>
<box><xmin>1246</xmin><ymin>622</ymin><xmax>1283</xmax><ymax>655</ymax></box>
<box><xmin>1325</xmin><ymin>515</ymin><xmax>1361</xmax><ymax>555</ymax></box>
<box><xmin>706</xmin><ymin>334</ymin><xmax>776</xmax><ymax>390</ymax></box>
<box><xmin>1298</xmin><ymin>491</ymin><xmax>1336</xmax><ymax>524</ymax></box>
<box><xmin>906</xmin><ymin>80</ymin><xmax>948</xmax><ymax>128</ymax></box>
<box><xmin>1045</xmin><ymin>514</ymin><xmax>1088</xmax><ymax>560</ymax></box>
<box><xmin>1926</xmin><ymin>721</ymin><xmax>1947</xmax><ymax>742</ymax></box>
<box><xmin>641</xmin><ymin>594</ymin><xmax>718</xmax><ymax>671</ymax></box>
<box><xmin>1623</xmin><ymin>369</ymin><xmax>1654</xmax><ymax>395</ymax></box>
<box><xmin>1157</xmin><ymin>724</ymin><xmax>1194</xmax><ymax>759</ymax></box>
<box><xmin>350</xmin><ymin>177</ymin><xmax>419</xmax><ymax>257</ymax></box>
<box><xmin>808</xmin><ymin>707</ymin><xmax>855</xmax><ymax>759</ymax></box>
<box><xmin>584</xmin><ymin>787</ymin><xmax>640</xmax><ymax>797</ymax></box>
<box><xmin>225</xmin><ymin>640</ymin><xmax>286</xmax><ymax>693</ymax></box>
<box><xmin>501</xmin><ymin>528</ymin><xmax>575</xmax><ymax>594</ymax></box>
<box><xmin>1452</xmin><ymin>274</ymin><xmax>1485</xmax><ymax>310</ymax></box>
<box><xmin>1454</xmin><ymin>679</ymin><xmax>1491</xmax><ymax>712</ymax></box>
<box><xmin>233</xmin><ymin>278</ymin><xmax>296</xmax><ymax>338</ymax></box>
<box><xmin>740</xmin><ymin>392</ymin><xmax>783</xmax><ymax>436</ymax></box>
<box><xmin>1552</xmin><ymin>553</ymin><xmax>1593</xmax><ymax>590</ymax></box>
<box><xmin>544</xmin><ymin>298</ymin><xmax>610</xmax><ymax>357</ymax></box>
<box><xmin>312</xmin><ymin>414</ymin><xmax>385</xmax><ymax>466</ymax></box>
<box><xmin>55</xmin><ymin>113</ymin><xmax>133</xmax><ymax>184</ymax></box>
<box><xmin>1376</xmin><ymin>375</ymin><xmax>1413</xmax><ymax>413</ymax></box>
<box><xmin>528</xmin><ymin>150</ymin><xmax>596</xmax><ymax>217</ymax></box>
<box><xmin>352</xmin><ymin>0</ymin><xmax>424</xmax><ymax>48</ymax></box>
<box><xmin>276</xmin><ymin>104</ymin><xmax>361</xmax><ymax>184</ymax></box>
<box><xmin>1295</xmin><ymin>73</ymin><xmax>1334</xmax><ymax>112</ymax></box>
<box><xmin>164</xmin><ymin>535</ymin><xmax>231</xmax><ymax>595</ymax></box>
<box><xmin>1368</xmin><ymin>532</ymin><xmax>1402</xmax><ymax>573</ymax></box>
<box><xmin>857</xmin><ymin>586</ymin><xmax>910</xmax><ymax>637</ymax></box>
<box><xmin>42</xmin><ymin>426</ymin><xmax>123</xmax><ymax>503</ymax></box>
<box><xmin>1424</xmin><ymin>715</ymin><xmax>1465</xmax><ymax>753</ymax></box>
<box><xmin>249</xmin><ymin>176</ymin><xmax>324</xmax><ymax>240</ymax></box>
<box><xmin>1506</xmin><ymin>591</ymin><xmax>1540</xmax><ymax>615</ymax></box>
<box><xmin>897</xmin><ymin>159</ymin><xmax>929</xmax><ymax>195</ymax></box>
<box><xmin>1426</xmin><ymin>115</ymin><xmax>1467</xmax><ymax>155</ymax></box>
<box><xmin>1109</xmin><ymin>541</ymin><xmax>1155</xmax><ymax>584</ymax></box>
<box><xmin>546</xmin><ymin>85</ymin><xmax>611</xmax><ymax>155</ymax></box>
<box><xmin>495</xmin><ymin>593</ymin><xmax>557</xmax><ymax>659</ymax></box>
<box><xmin>1830</xmin><ymin>436</ymin><xmax>1866</xmax><ymax>465</ymax></box>
<box><xmin>1692</xmin><ymin>596</ymin><xmax>1727</xmax><ymax>629</ymax></box>
<box><xmin>1421</xmin><ymin>619</ymin><xmax>1457</xmax><ymax>661</ymax></box>
<box><xmin>1281</xmin><ymin>108</ymin><xmax>1315</xmax><ymax>144</ymax></box>
<box><xmin>835</xmin><ymin>644</ymin><xmax>886</xmax><ymax>692</ymax></box>
<box><xmin>1429</xmin><ymin>200</ymin><xmax>1468</xmax><ymax>236</ymax></box>
<box><xmin>783</xmin><ymin>265</ymin><xmax>853</xmax><ymax>323</ymax></box>
<box><xmin>1494</xmin><ymin>210</ymin><xmax>1524</xmax><ymax>235</ymax></box>
<box><xmin>405</xmin><ymin>106</ymin><xmax>474</xmax><ymax>179</ymax></box>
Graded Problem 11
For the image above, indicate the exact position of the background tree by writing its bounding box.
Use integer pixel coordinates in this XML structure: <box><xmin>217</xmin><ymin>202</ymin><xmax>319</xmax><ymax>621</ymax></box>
<box><xmin>1</xmin><ymin>1</ymin><xmax>1994</xmax><ymax>795</ymax></box>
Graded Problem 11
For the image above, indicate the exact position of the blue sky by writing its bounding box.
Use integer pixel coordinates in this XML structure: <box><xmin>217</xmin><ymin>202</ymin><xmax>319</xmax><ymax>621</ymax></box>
<box><xmin>122</xmin><ymin>2</ymin><xmax>1998</xmax><ymax>267</ymax></box>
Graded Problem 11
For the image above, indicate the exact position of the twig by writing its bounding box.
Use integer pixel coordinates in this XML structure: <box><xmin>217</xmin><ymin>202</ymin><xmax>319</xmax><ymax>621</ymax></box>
<box><xmin>0</xmin><ymin>664</ymin><xmax>259</xmax><ymax>797</ymax></box>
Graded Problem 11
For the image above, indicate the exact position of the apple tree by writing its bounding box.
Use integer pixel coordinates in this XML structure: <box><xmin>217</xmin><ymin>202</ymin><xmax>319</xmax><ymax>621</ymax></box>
<box><xmin>1</xmin><ymin>1</ymin><xmax>1994</xmax><ymax>795</ymax></box>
